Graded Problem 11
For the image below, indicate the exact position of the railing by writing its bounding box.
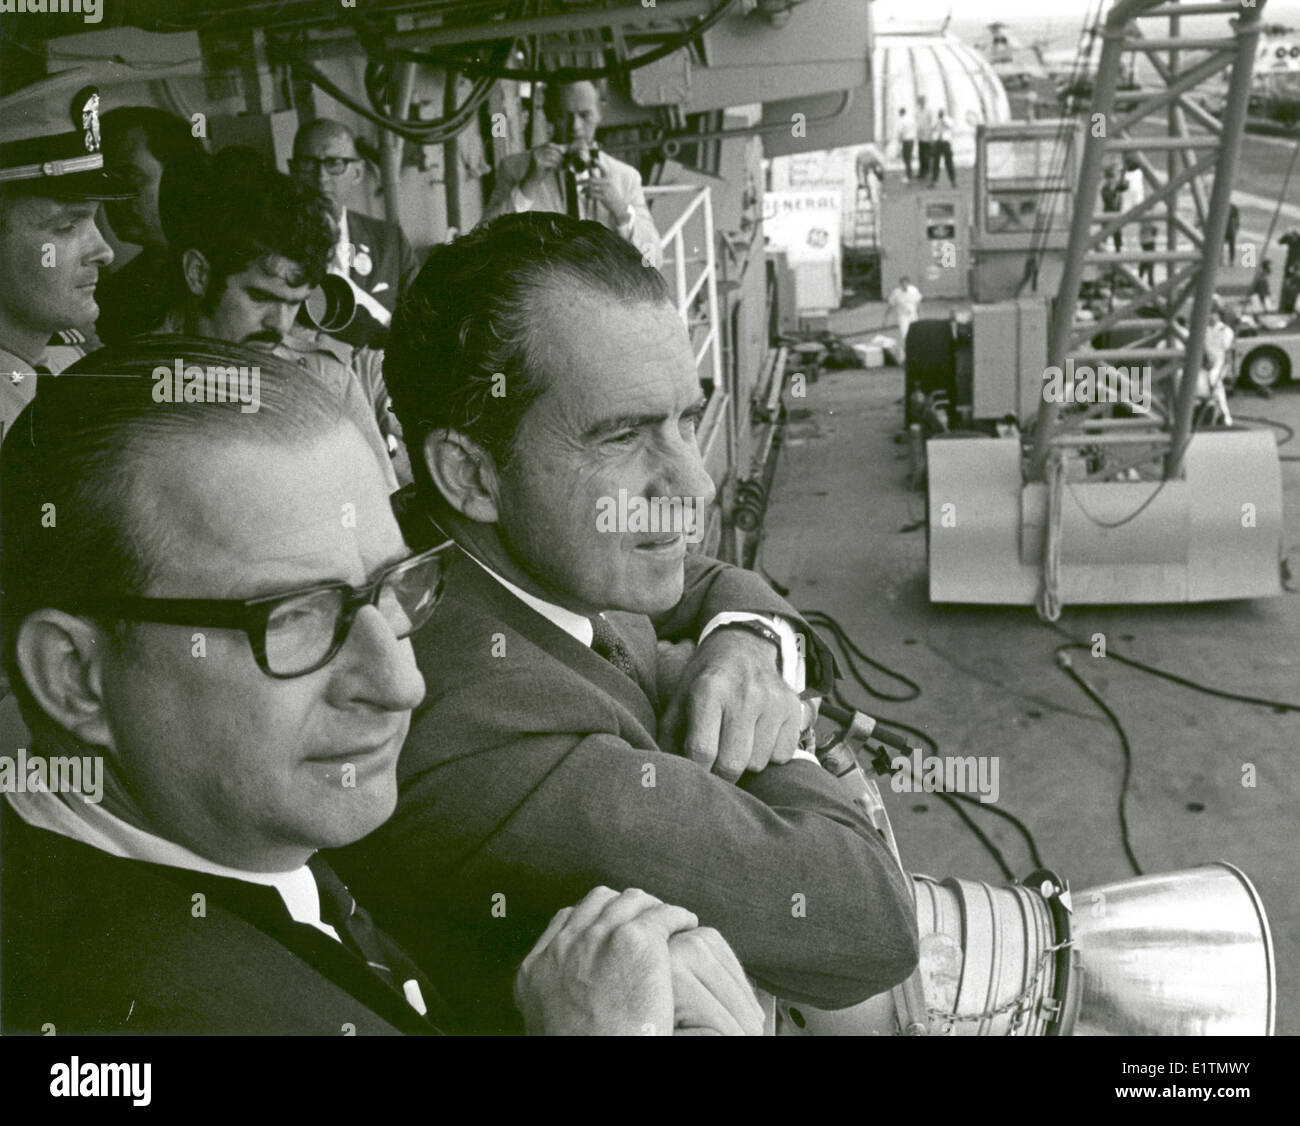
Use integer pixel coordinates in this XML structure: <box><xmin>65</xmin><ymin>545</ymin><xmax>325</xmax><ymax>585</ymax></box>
<box><xmin>644</xmin><ymin>184</ymin><xmax>724</xmax><ymax>392</ymax></box>
<box><xmin>644</xmin><ymin>183</ymin><xmax>736</xmax><ymax>558</ymax></box>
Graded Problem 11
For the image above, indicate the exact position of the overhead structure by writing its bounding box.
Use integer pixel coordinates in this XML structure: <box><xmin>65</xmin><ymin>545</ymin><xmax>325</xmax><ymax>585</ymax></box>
<box><xmin>872</xmin><ymin>26</ymin><xmax>1012</xmax><ymax>169</ymax></box>
<box><xmin>928</xmin><ymin>0</ymin><xmax>1284</xmax><ymax>612</ymax></box>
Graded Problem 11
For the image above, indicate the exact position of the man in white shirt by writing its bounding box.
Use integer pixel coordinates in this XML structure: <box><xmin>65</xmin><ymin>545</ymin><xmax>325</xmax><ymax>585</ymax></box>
<box><xmin>929</xmin><ymin>109</ymin><xmax>956</xmax><ymax>188</ymax></box>
<box><xmin>915</xmin><ymin>95</ymin><xmax>935</xmax><ymax>184</ymax></box>
<box><xmin>483</xmin><ymin>80</ymin><xmax>662</xmax><ymax>267</ymax></box>
<box><xmin>0</xmin><ymin>337</ymin><xmax>762</xmax><ymax>1036</ymax></box>
<box><xmin>887</xmin><ymin>276</ymin><xmax>924</xmax><ymax>362</ymax></box>
<box><xmin>1198</xmin><ymin>305</ymin><xmax>1235</xmax><ymax>425</ymax></box>
<box><xmin>894</xmin><ymin>106</ymin><xmax>917</xmax><ymax>182</ymax></box>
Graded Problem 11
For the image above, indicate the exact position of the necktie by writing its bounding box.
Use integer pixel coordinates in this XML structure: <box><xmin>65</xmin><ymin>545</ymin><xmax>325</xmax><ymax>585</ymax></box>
<box><xmin>308</xmin><ymin>855</ymin><xmax>396</xmax><ymax>989</ymax></box>
<box><xmin>590</xmin><ymin>614</ymin><xmax>638</xmax><ymax>681</ymax></box>
<box><xmin>563</xmin><ymin>168</ymin><xmax>581</xmax><ymax>219</ymax></box>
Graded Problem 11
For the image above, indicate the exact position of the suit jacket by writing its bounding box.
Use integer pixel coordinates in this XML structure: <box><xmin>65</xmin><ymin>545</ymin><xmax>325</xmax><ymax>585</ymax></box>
<box><xmin>95</xmin><ymin>246</ymin><xmax>174</xmax><ymax>345</ymax></box>
<box><xmin>0</xmin><ymin>806</ymin><xmax>453</xmax><ymax>1035</ymax></box>
<box><xmin>483</xmin><ymin>150</ymin><xmax>663</xmax><ymax>268</ymax></box>
<box><xmin>1</xmin><ymin>328</ymin><xmax>94</xmax><ymax>433</ymax></box>
<box><xmin>330</xmin><ymin>549</ymin><xmax>919</xmax><ymax>1034</ymax></box>
<box><xmin>333</xmin><ymin>209</ymin><xmax>423</xmax><ymax>350</ymax></box>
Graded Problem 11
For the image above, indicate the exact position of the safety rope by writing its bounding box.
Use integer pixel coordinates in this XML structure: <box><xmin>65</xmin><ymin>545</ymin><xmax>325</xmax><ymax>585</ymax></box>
<box><xmin>1035</xmin><ymin>454</ymin><xmax>1066</xmax><ymax>623</ymax></box>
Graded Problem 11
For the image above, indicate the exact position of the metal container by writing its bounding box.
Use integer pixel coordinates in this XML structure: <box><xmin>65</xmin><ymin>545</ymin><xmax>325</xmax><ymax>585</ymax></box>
<box><xmin>777</xmin><ymin>863</ymin><xmax>1274</xmax><ymax>1036</ymax></box>
<box><xmin>1067</xmin><ymin>862</ymin><xmax>1275</xmax><ymax>1036</ymax></box>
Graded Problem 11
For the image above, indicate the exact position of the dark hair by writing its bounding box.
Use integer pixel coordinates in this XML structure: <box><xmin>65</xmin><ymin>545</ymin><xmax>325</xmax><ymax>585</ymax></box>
<box><xmin>101</xmin><ymin>105</ymin><xmax>207</xmax><ymax>169</ymax></box>
<box><xmin>160</xmin><ymin>146</ymin><xmax>335</xmax><ymax>300</ymax></box>
<box><xmin>384</xmin><ymin>211</ymin><xmax>669</xmax><ymax>497</ymax></box>
<box><xmin>0</xmin><ymin>336</ymin><xmax>347</xmax><ymax>733</ymax></box>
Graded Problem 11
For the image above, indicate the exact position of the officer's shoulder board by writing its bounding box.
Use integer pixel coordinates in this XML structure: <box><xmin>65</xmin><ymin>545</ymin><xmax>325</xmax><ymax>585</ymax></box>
<box><xmin>50</xmin><ymin>327</ymin><xmax>86</xmax><ymax>347</ymax></box>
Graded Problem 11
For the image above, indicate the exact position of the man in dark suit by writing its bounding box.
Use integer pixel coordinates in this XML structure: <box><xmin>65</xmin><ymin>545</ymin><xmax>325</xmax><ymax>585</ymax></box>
<box><xmin>331</xmin><ymin>213</ymin><xmax>920</xmax><ymax>1033</ymax></box>
<box><xmin>0</xmin><ymin>338</ymin><xmax>762</xmax><ymax>1037</ymax></box>
<box><xmin>290</xmin><ymin>119</ymin><xmax>422</xmax><ymax>350</ymax></box>
<box><xmin>94</xmin><ymin>105</ymin><xmax>207</xmax><ymax>344</ymax></box>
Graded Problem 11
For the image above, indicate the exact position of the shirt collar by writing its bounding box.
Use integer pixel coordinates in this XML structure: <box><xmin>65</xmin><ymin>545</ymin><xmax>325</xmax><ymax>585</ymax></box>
<box><xmin>4</xmin><ymin>788</ymin><xmax>339</xmax><ymax>940</ymax></box>
<box><xmin>0</xmin><ymin>341</ymin><xmax>47</xmax><ymax>373</ymax></box>
<box><xmin>465</xmin><ymin>552</ymin><xmax>595</xmax><ymax>647</ymax></box>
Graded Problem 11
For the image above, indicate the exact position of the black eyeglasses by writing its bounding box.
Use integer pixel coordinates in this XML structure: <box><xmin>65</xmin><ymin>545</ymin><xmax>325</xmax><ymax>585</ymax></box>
<box><xmin>290</xmin><ymin>156</ymin><xmax>361</xmax><ymax>177</ymax></box>
<box><xmin>73</xmin><ymin>541</ymin><xmax>456</xmax><ymax>679</ymax></box>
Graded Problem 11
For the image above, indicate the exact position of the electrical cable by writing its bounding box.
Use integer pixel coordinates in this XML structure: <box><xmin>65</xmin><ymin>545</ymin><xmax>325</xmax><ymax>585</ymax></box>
<box><xmin>778</xmin><ymin>596</ymin><xmax>1048</xmax><ymax>881</ymax></box>
<box><xmin>1023</xmin><ymin>0</ymin><xmax>1106</xmax><ymax>283</ymax></box>
<box><xmin>1235</xmin><ymin>412</ymin><xmax>1300</xmax><ymax>460</ymax></box>
<box><xmin>800</xmin><ymin>610</ymin><xmax>921</xmax><ymax>701</ymax></box>
<box><xmin>269</xmin><ymin>29</ymin><xmax>509</xmax><ymax>143</ymax></box>
<box><xmin>1053</xmin><ymin>649</ymin><xmax>1144</xmax><ymax>875</ymax></box>
<box><xmin>351</xmin><ymin>0</ymin><xmax>737</xmax><ymax>84</ymax></box>
<box><xmin>1043</xmin><ymin>619</ymin><xmax>1300</xmax><ymax>877</ymax></box>
<box><xmin>1046</xmin><ymin>621</ymin><xmax>1300</xmax><ymax>714</ymax></box>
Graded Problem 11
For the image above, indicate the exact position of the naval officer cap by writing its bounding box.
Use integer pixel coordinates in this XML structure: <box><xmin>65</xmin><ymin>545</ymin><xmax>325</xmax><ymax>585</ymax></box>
<box><xmin>0</xmin><ymin>70</ymin><xmax>136</xmax><ymax>201</ymax></box>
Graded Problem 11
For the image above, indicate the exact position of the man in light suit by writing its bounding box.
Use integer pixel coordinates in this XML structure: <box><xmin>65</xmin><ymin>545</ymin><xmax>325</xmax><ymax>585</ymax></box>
<box><xmin>291</xmin><ymin>119</ymin><xmax>422</xmax><ymax>349</ymax></box>
<box><xmin>331</xmin><ymin>213</ymin><xmax>919</xmax><ymax>1034</ymax></box>
<box><xmin>0</xmin><ymin>337</ymin><xmax>762</xmax><ymax>1037</ymax></box>
<box><xmin>483</xmin><ymin>80</ymin><xmax>662</xmax><ymax>267</ymax></box>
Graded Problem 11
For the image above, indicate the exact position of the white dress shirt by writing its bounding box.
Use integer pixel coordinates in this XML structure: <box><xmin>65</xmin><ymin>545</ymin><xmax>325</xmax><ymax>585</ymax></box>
<box><xmin>510</xmin><ymin>152</ymin><xmax>637</xmax><ymax>237</ymax></box>
<box><xmin>4</xmin><ymin>787</ymin><xmax>340</xmax><ymax>941</ymax></box>
<box><xmin>331</xmin><ymin>209</ymin><xmax>393</xmax><ymax>328</ymax></box>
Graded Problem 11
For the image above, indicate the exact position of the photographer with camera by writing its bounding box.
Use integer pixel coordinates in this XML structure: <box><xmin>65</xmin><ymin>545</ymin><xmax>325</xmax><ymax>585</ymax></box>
<box><xmin>483</xmin><ymin>80</ymin><xmax>662</xmax><ymax>267</ymax></box>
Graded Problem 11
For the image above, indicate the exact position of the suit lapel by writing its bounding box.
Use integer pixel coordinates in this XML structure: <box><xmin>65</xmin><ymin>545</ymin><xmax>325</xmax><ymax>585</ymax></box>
<box><xmin>185</xmin><ymin>868</ymin><xmax>444</xmax><ymax>1035</ymax></box>
<box><xmin>442</xmin><ymin>552</ymin><xmax>660</xmax><ymax>738</ymax></box>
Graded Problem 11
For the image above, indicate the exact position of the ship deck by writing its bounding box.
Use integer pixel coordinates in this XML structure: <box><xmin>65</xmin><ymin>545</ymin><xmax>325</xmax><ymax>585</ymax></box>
<box><xmin>758</xmin><ymin>296</ymin><xmax>1300</xmax><ymax>1034</ymax></box>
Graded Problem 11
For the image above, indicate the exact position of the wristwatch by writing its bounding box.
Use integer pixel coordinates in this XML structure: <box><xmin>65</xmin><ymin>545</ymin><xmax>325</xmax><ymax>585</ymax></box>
<box><xmin>706</xmin><ymin>618</ymin><xmax>784</xmax><ymax>676</ymax></box>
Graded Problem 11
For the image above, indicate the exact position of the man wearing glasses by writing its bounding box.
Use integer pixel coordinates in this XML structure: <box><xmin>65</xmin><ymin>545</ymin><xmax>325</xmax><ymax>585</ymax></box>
<box><xmin>0</xmin><ymin>338</ymin><xmax>762</xmax><ymax>1036</ymax></box>
<box><xmin>290</xmin><ymin>119</ymin><xmax>422</xmax><ymax>350</ymax></box>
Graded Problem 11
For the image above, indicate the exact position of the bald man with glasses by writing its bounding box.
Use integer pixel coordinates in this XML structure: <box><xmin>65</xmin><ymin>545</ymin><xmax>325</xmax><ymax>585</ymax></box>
<box><xmin>0</xmin><ymin>338</ymin><xmax>762</xmax><ymax>1037</ymax></box>
<box><xmin>290</xmin><ymin>119</ymin><xmax>422</xmax><ymax>349</ymax></box>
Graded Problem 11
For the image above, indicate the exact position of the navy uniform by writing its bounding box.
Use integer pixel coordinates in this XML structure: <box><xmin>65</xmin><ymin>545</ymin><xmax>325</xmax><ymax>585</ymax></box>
<box><xmin>0</xmin><ymin>328</ymin><xmax>101</xmax><ymax>433</ymax></box>
<box><xmin>0</xmin><ymin>71</ymin><xmax>135</xmax><ymax>435</ymax></box>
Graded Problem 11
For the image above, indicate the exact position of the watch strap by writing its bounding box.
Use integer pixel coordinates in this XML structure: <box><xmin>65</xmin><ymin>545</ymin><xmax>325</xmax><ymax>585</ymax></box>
<box><xmin>707</xmin><ymin>618</ymin><xmax>784</xmax><ymax>676</ymax></box>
